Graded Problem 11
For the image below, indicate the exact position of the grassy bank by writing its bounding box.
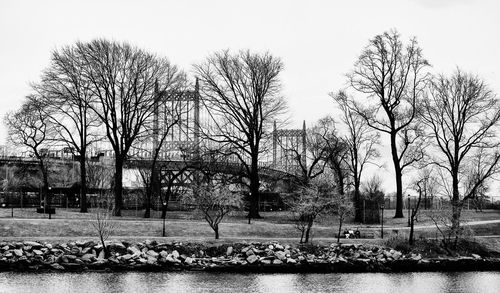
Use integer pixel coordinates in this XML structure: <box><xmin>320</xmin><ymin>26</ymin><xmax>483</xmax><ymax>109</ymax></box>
<box><xmin>1</xmin><ymin>208</ymin><xmax>499</xmax><ymax>255</ymax></box>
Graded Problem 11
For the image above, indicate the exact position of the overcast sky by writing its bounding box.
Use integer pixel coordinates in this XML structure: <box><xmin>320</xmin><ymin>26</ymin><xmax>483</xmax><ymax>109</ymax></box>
<box><xmin>1</xmin><ymin>0</ymin><xmax>499</xmax><ymax>192</ymax></box>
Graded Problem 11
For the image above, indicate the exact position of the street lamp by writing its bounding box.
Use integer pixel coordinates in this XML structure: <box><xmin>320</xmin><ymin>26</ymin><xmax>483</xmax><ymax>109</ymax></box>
<box><xmin>407</xmin><ymin>194</ymin><xmax>411</xmax><ymax>227</ymax></box>
<box><xmin>9</xmin><ymin>192</ymin><xmax>13</xmax><ymax>218</ymax></box>
<box><xmin>380</xmin><ymin>204</ymin><xmax>385</xmax><ymax>239</ymax></box>
<box><xmin>1</xmin><ymin>203</ymin><xmax>10</xmax><ymax>218</ymax></box>
<box><xmin>162</xmin><ymin>202</ymin><xmax>167</xmax><ymax>237</ymax></box>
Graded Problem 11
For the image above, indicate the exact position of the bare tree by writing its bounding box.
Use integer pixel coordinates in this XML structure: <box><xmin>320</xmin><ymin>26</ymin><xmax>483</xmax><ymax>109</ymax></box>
<box><xmin>73</xmin><ymin>39</ymin><xmax>180</xmax><ymax>216</ymax></box>
<box><xmin>363</xmin><ymin>175</ymin><xmax>384</xmax><ymax>196</ymax></box>
<box><xmin>194</xmin><ymin>50</ymin><xmax>286</xmax><ymax>220</ymax></box>
<box><xmin>422</xmin><ymin>70</ymin><xmax>500</xmax><ymax>242</ymax></box>
<box><xmin>286</xmin><ymin>176</ymin><xmax>334</xmax><ymax>243</ymax></box>
<box><xmin>86</xmin><ymin>161</ymin><xmax>114</xmax><ymax>191</ymax></box>
<box><xmin>409</xmin><ymin>168</ymin><xmax>435</xmax><ymax>245</ymax></box>
<box><xmin>333</xmin><ymin>188</ymin><xmax>354</xmax><ymax>243</ymax></box>
<box><xmin>463</xmin><ymin>148</ymin><xmax>490</xmax><ymax>212</ymax></box>
<box><xmin>360</xmin><ymin>175</ymin><xmax>385</xmax><ymax>224</ymax></box>
<box><xmin>133</xmin><ymin>77</ymin><xmax>188</xmax><ymax>218</ymax></box>
<box><xmin>182</xmin><ymin>182</ymin><xmax>242</xmax><ymax>239</ymax></box>
<box><xmin>33</xmin><ymin>45</ymin><xmax>102</xmax><ymax>213</ymax></box>
<box><xmin>332</xmin><ymin>91</ymin><xmax>380</xmax><ymax>222</ymax></box>
<box><xmin>348</xmin><ymin>30</ymin><xmax>430</xmax><ymax>218</ymax></box>
<box><xmin>278</xmin><ymin>118</ymin><xmax>336</xmax><ymax>186</ymax></box>
<box><xmin>86</xmin><ymin>160</ymin><xmax>114</xmax><ymax>209</ymax></box>
<box><xmin>4</xmin><ymin>96</ymin><xmax>53</xmax><ymax>212</ymax></box>
<box><xmin>91</xmin><ymin>207</ymin><xmax>117</xmax><ymax>258</ymax></box>
<box><xmin>313</xmin><ymin>117</ymin><xmax>350</xmax><ymax>197</ymax></box>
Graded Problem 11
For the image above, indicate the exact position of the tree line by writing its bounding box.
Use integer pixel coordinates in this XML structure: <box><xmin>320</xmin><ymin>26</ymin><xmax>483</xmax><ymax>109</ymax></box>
<box><xmin>4</xmin><ymin>31</ymin><xmax>500</xmax><ymax>245</ymax></box>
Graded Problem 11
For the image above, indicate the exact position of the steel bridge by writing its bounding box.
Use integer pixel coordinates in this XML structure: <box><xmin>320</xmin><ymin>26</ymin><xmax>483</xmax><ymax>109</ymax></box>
<box><xmin>0</xmin><ymin>80</ymin><xmax>307</xmax><ymax>189</ymax></box>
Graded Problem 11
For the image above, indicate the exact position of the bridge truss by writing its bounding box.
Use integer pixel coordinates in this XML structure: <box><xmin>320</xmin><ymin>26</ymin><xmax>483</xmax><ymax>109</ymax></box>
<box><xmin>0</xmin><ymin>80</ymin><xmax>308</xmax><ymax>190</ymax></box>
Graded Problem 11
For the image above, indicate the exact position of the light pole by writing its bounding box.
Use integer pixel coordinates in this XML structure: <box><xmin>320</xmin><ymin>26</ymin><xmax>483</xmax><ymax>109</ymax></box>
<box><xmin>162</xmin><ymin>202</ymin><xmax>167</xmax><ymax>237</ymax></box>
<box><xmin>248</xmin><ymin>192</ymin><xmax>252</xmax><ymax>224</ymax></box>
<box><xmin>10</xmin><ymin>193</ymin><xmax>13</xmax><ymax>218</ymax></box>
<box><xmin>380</xmin><ymin>204</ymin><xmax>385</xmax><ymax>239</ymax></box>
<box><xmin>48</xmin><ymin>186</ymin><xmax>52</xmax><ymax>220</ymax></box>
<box><xmin>407</xmin><ymin>194</ymin><xmax>411</xmax><ymax>227</ymax></box>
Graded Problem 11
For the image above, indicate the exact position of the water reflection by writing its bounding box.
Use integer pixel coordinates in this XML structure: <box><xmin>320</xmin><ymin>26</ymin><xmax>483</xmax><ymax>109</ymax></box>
<box><xmin>0</xmin><ymin>271</ymin><xmax>498</xmax><ymax>293</ymax></box>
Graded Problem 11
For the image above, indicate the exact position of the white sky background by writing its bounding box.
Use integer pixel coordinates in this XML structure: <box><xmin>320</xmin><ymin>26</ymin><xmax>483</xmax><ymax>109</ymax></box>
<box><xmin>0</xmin><ymin>0</ymin><xmax>499</xmax><ymax>193</ymax></box>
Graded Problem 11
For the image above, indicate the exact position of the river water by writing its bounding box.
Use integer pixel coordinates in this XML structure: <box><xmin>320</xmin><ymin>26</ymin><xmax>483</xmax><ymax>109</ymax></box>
<box><xmin>0</xmin><ymin>271</ymin><xmax>499</xmax><ymax>293</ymax></box>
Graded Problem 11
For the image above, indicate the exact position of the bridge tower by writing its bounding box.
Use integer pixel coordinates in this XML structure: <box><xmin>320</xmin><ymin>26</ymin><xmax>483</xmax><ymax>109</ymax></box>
<box><xmin>152</xmin><ymin>79</ymin><xmax>201</xmax><ymax>160</ymax></box>
<box><xmin>151</xmin><ymin>79</ymin><xmax>202</xmax><ymax>192</ymax></box>
<box><xmin>272</xmin><ymin>121</ymin><xmax>307</xmax><ymax>174</ymax></box>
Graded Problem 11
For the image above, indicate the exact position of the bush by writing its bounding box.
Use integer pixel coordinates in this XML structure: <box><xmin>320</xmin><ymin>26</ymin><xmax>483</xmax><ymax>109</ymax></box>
<box><xmin>384</xmin><ymin>234</ymin><xmax>411</xmax><ymax>253</ymax></box>
<box><xmin>384</xmin><ymin>234</ymin><xmax>496</xmax><ymax>258</ymax></box>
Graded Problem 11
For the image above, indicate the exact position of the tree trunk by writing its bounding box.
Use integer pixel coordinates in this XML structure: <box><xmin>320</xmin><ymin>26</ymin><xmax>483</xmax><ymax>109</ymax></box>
<box><xmin>113</xmin><ymin>157</ymin><xmax>123</xmax><ymax>216</ymax></box>
<box><xmin>451</xmin><ymin>170</ymin><xmax>462</xmax><ymax>245</ymax></box>
<box><xmin>409</xmin><ymin>212</ymin><xmax>415</xmax><ymax>245</ymax></box>
<box><xmin>333</xmin><ymin>161</ymin><xmax>345</xmax><ymax>196</ymax></box>
<box><xmin>39</xmin><ymin>159</ymin><xmax>49</xmax><ymax>209</ymax></box>
<box><xmin>390</xmin><ymin>132</ymin><xmax>404</xmax><ymax>218</ymax></box>
<box><xmin>337</xmin><ymin>218</ymin><xmax>343</xmax><ymax>243</ymax></box>
<box><xmin>247</xmin><ymin>157</ymin><xmax>261</xmax><ymax>219</ymax></box>
<box><xmin>214</xmin><ymin>225</ymin><xmax>219</xmax><ymax>239</ymax></box>
<box><xmin>144</xmin><ymin>168</ymin><xmax>154</xmax><ymax>218</ymax></box>
<box><xmin>144</xmin><ymin>185</ymin><xmax>151</xmax><ymax>218</ymax></box>
<box><xmin>144</xmin><ymin>163</ymin><xmax>159</xmax><ymax>218</ymax></box>
<box><xmin>354</xmin><ymin>180</ymin><xmax>362</xmax><ymax>222</ymax></box>
<box><xmin>79</xmin><ymin>155</ymin><xmax>88</xmax><ymax>213</ymax></box>
<box><xmin>100</xmin><ymin>235</ymin><xmax>108</xmax><ymax>258</ymax></box>
<box><xmin>305</xmin><ymin>221</ymin><xmax>313</xmax><ymax>243</ymax></box>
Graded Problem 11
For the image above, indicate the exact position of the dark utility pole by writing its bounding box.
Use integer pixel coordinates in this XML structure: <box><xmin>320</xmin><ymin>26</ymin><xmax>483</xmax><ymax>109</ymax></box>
<box><xmin>407</xmin><ymin>195</ymin><xmax>411</xmax><ymax>227</ymax></box>
<box><xmin>380</xmin><ymin>204</ymin><xmax>385</xmax><ymax>239</ymax></box>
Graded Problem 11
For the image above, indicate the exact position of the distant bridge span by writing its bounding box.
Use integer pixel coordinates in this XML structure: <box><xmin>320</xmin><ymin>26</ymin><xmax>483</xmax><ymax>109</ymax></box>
<box><xmin>0</xmin><ymin>83</ymin><xmax>308</xmax><ymax>188</ymax></box>
<box><xmin>0</xmin><ymin>156</ymin><xmax>298</xmax><ymax>183</ymax></box>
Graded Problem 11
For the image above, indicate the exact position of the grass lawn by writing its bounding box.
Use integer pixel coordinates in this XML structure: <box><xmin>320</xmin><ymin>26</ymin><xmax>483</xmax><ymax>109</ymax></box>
<box><xmin>2</xmin><ymin>207</ymin><xmax>499</xmax><ymax>225</ymax></box>
<box><xmin>0</xmin><ymin>207</ymin><xmax>499</xmax><ymax>245</ymax></box>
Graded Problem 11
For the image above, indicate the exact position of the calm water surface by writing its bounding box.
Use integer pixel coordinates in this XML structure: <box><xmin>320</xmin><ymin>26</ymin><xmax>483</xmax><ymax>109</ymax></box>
<box><xmin>0</xmin><ymin>271</ymin><xmax>499</xmax><ymax>293</ymax></box>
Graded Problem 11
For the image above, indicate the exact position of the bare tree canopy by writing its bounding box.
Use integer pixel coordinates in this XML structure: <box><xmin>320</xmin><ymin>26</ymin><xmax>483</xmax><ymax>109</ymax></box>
<box><xmin>422</xmin><ymin>69</ymin><xmax>500</xmax><ymax>239</ymax></box>
<box><xmin>69</xmin><ymin>39</ymin><xmax>182</xmax><ymax>216</ymax></box>
<box><xmin>33</xmin><ymin>45</ymin><xmax>102</xmax><ymax>213</ymax></box>
<box><xmin>312</xmin><ymin>116</ymin><xmax>350</xmax><ymax>197</ymax></box>
<box><xmin>134</xmin><ymin>78</ymin><xmax>188</xmax><ymax>219</ymax></box>
<box><xmin>408</xmin><ymin>167</ymin><xmax>437</xmax><ymax>245</ymax></box>
<box><xmin>332</xmin><ymin>91</ymin><xmax>380</xmax><ymax>222</ymax></box>
<box><xmin>279</xmin><ymin>118</ymin><xmax>338</xmax><ymax>186</ymax></box>
<box><xmin>182</xmin><ymin>181</ymin><xmax>243</xmax><ymax>239</ymax></box>
<box><xmin>286</xmin><ymin>174</ymin><xmax>336</xmax><ymax>243</ymax></box>
<box><xmin>194</xmin><ymin>49</ymin><xmax>287</xmax><ymax>219</ymax></box>
<box><xmin>348</xmin><ymin>30</ymin><xmax>430</xmax><ymax>218</ymax></box>
<box><xmin>4</xmin><ymin>96</ymin><xmax>53</xmax><ymax>205</ymax></box>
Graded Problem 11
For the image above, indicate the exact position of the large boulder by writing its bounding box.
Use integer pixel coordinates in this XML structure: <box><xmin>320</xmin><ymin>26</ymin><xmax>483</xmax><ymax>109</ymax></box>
<box><xmin>109</xmin><ymin>242</ymin><xmax>127</xmax><ymax>252</ymax></box>
<box><xmin>275</xmin><ymin>251</ymin><xmax>287</xmax><ymax>261</ymax></box>
<box><xmin>24</xmin><ymin>241</ymin><xmax>42</xmax><ymax>248</ymax></box>
<box><xmin>81</xmin><ymin>254</ymin><xmax>96</xmax><ymax>262</ymax></box>
<box><xmin>246</xmin><ymin>255</ymin><xmax>258</xmax><ymax>264</ymax></box>
<box><xmin>51</xmin><ymin>263</ymin><xmax>65</xmax><ymax>270</ymax></box>
<box><xmin>13</xmin><ymin>249</ymin><xmax>23</xmax><ymax>257</ymax></box>
<box><xmin>146</xmin><ymin>250</ymin><xmax>159</xmax><ymax>258</ymax></box>
<box><xmin>127</xmin><ymin>246</ymin><xmax>142</xmax><ymax>256</ymax></box>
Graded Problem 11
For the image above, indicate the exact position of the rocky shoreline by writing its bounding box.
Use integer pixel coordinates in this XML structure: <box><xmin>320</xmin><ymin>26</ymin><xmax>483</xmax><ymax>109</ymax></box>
<box><xmin>0</xmin><ymin>240</ymin><xmax>499</xmax><ymax>273</ymax></box>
